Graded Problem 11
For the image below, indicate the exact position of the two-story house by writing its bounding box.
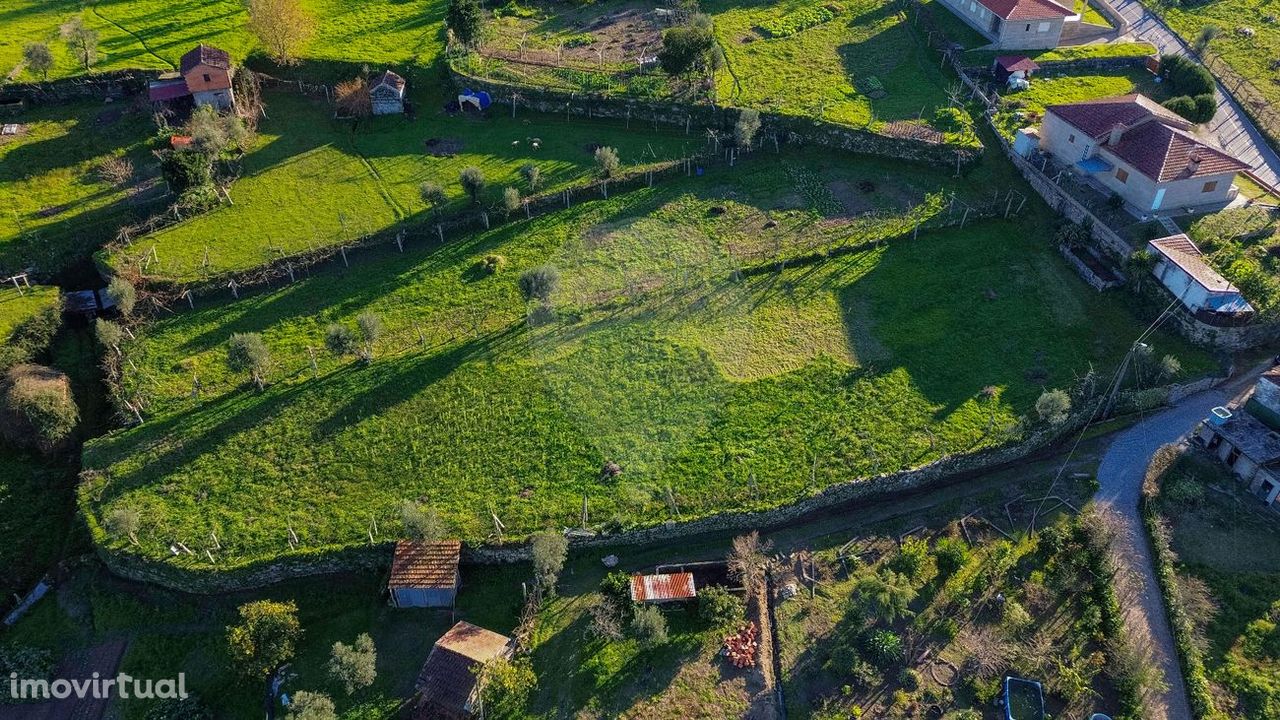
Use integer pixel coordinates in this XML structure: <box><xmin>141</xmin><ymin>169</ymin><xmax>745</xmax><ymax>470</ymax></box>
<box><xmin>934</xmin><ymin>0</ymin><xmax>1075</xmax><ymax>49</ymax></box>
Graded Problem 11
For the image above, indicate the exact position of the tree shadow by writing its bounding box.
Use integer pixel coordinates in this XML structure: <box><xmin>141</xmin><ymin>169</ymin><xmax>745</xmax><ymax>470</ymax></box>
<box><xmin>836</xmin><ymin>23</ymin><xmax>952</xmax><ymax>124</ymax></box>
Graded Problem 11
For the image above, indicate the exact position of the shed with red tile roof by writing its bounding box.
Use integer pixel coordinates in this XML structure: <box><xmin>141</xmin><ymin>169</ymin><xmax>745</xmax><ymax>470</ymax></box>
<box><xmin>388</xmin><ymin>539</ymin><xmax>461</xmax><ymax>607</ymax></box>
<box><xmin>413</xmin><ymin>621</ymin><xmax>514</xmax><ymax>719</ymax></box>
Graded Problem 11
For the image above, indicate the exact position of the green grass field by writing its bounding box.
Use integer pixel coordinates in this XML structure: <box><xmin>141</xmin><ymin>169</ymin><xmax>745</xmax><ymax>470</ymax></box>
<box><xmin>993</xmin><ymin>67</ymin><xmax>1168</xmax><ymax>139</ymax></box>
<box><xmin>2</xmin><ymin>0</ymin><xmax>448</xmax><ymax>82</ymax></box>
<box><xmin>1158</xmin><ymin>1</ymin><xmax>1280</xmax><ymax>115</ymax></box>
<box><xmin>707</xmin><ymin>0</ymin><xmax>978</xmax><ymax>135</ymax></box>
<box><xmin>81</xmin><ymin>150</ymin><xmax>1213</xmax><ymax>571</ymax></box>
<box><xmin>1153</xmin><ymin>449</ymin><xmax>1280</xmax><ymax>720</ymax></box>
<box><xmin>0</xmin><ymin>100</ymin><xmax>160</xmax><ymax>276</ymax></box>
<box><xmin>102</xmin><ymin>90</ymin><xmax>695</xmax><ymax>284</ymax></box>
<box><xmin>0</xmin><ymin>284</ymin><xmax>58</xmax><ymax>338</ymax></box>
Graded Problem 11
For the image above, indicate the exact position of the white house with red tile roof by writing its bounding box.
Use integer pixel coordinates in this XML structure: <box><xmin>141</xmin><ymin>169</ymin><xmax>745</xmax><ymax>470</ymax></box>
<box><xmin>1037</xmin><ymin>95</ymin><xmax>1250</xmax><ymax>212</ymax></box>
<box><xmin>1146</xmin><ymin>233</ymin><xmax>1253</xmax><ymax>320</ymax></box>
<box><xmin>935</xmin><ymin>0</ymin><xmax>1075</xmax><ymax>48</ymax></box>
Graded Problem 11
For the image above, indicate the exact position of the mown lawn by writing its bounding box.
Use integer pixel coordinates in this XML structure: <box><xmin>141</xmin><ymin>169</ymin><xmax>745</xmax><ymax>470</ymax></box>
<box><xmin>0</xmin><ymin>100</ymin><xmax>160</xmax><ymax>276</ymax></box>
<box><xmin>0</xmin><ymin>284</ymin><xmax>60</xmax><ymax>339</ymax></box>
<box><xmin>103</xmin><ymin>90</ymin><xmax>692</xmax><ymax>284</ymax></box>
<box><xmin>706</xmin><ymin>0</ymin><xmax>977</xmax><ymax>135</ymax></box>
<box><xmin>81</xmin><ymin>150</ymin><xmax>1213</xmax><ymax>571</ymax></box>
<box><xmin>2</xmin><ymin>561</ymin><xmax>526</xmax><ymax>719</ymax></box>
<box><xmin>2</xmin><ymin>0</ymin><xmax>448</xmax><ymax>82</ymax></box>
<box><xmin>1152</xmin><ymin>448</ymin><xmax>1280</xmax><ymax>720</ymax></box>
<box><xmin>993</xmin><ymin>67</ymin><xmax>1168</xmax><ymax>140</ymax></box>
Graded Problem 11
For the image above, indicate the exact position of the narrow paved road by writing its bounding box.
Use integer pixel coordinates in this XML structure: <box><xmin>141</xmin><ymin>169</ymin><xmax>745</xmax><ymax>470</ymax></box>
<box><xmin>1103</xmin><ymin>0</ymin><xmax>1280</xmax><ymax>188</ymax></box>
<box><xmin>1094</xmin><ymin>366</ymin><xmax>1263</xmax><ymax>719</ymax></box>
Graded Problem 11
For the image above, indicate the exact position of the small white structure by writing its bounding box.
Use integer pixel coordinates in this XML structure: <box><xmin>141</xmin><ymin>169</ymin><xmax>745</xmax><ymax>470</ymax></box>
<box><xmin>1147</xmin><ymin>234</ymin><xmax>1254</xmax><ymax>321</ymax></box>
<box><xmin>369</xmin><ymin>70</ymin><xmax>406</xmax><ymax>115</ymax></box>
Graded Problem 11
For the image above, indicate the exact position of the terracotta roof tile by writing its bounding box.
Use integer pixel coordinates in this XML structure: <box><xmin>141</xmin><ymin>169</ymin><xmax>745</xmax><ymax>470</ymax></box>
<box><xmin>1148</xmin><ymin>234</ymin><xmax>1238</xmax><ymax>293</ymax></box>
<box><xmin>370</xmin><ymin>70</ymin><xmax>406</xmax><ymax>92</ymax></box>
<box><xmin>978</xmin><ymin>0</ymin><xmax>1074</xmax><ymax>21</ymax></box>
<box><xmin>414</xmin><ymin>622</ymin><xmax>513</xmax><ymax>718</ymax></box>
<box><xmin>630</xmin><ymin>572</ymin><xmax>697</xmax><ymax>602</ymax></box>
<box><xmin>180</xmin><ymin>44</ymin><xmax>231</xmax><ymax>75</ymax></box>
<box><xmin>1046</xmin><ymin>95</ymin><xmax>1248</xmax><ymax>182</ymax></box>
<box><xmin>388</xmin><ymin>540</ymin><xmax>460</xmax><ymax>589</ymax></box>
<box><xmin>995</xmin><ymin>55</ymin><xmax>1040</xmax><ymax>72</ymax></box>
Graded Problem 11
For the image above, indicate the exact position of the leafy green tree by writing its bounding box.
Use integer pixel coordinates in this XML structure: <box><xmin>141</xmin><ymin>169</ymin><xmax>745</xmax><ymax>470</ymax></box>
<box><xmin>94</xmin><ymin>319</ymin><xmax>125</xmax><ymax>354</ymax></box>
<box><xmin>934</xmin><ymin>537</ymin><xmax>970</xmax><ymax>577</ymax></box>
<box><xmin>594</xmin><ymin>146</ymin><xmax>620</xmax><ymax>178</ymax></box>
<box><xmin>1035</xmin><ymin>388</ymin><xmax>1071</xmax><ymax>425</ymax></box>
<box><xmin>227</xmin><ymin>600</ymin><xmax>301</xmax><ymax>678</ymax></box>
<box><xmin>226</xmin><ymin>333</ymin><xmax>271</xmax><ymax>390</ymax></box>
<box><xmin>460</xmin><ymin>167</ymin><xmax>486</xmax><ymax>204</ymax></box>
<box><xmin>531</xmin><ymin>530</ymin><xmax>568</xmax><ymax>594</ymax></box>
<box><xmin>734</xmin><ymin>108</ymin><xmax>761</xmax><ymax>149</ymax></box>
<box><xmin>698</xmin><ymin>585</ymin><xmax>744</xmax><ymax>626</ymax></box>
<box><xmin>446</xmin><ymin>0</ymin><xmax>486</xmax><ymax>48</ymax></box>
<box><xmin>855</xmin><ymin>572</ymin><xmax>916</xmax><ymax>623</ymax></box>
<box><xmin>518</xmin><ymin>265</ymin><xmax>560</xmax><ymax>302</ymax></box>
<box><xmin>328</xmin><ymin>633</ymin><xmax>377</xmax><ymax>694</ymax></box>
<box><xmin>658</xmin><ymin>20</ymin><xmax>715</xmax><ymax>78</ymax></box>
<box><xmin>325</xmin><ymin>324</ymin><xmax>358</xmax><ymax>357</ymax></box>
<box><xmin>22</xmin><ymin>42</ymin><xmax>53</xmax><ymax>80</ymax></box>
<box><xmin>287</xmin><ymin>690</ymin><xmax>336</xmax><ymax>720</ymax></box>
<box><xmin>107</xmin><ymin>276</ymin><xmax>137</xmax><ymax>317</ymax></box>
<box><xmin>630</xmin><ymin>605</ymin><xmax>669</xmax><ymax>646</ymax></box>
<box><xmin>502</xmin><ymin>186</ymin><xmax>521</xmax><ymax>216</ymax></box>
<box><xmin>476</xmin><ymin>657</ymin><xmax>536</xmax><ymax>719</ymax></box>
<box><xmin>1160</xmin><ymin>54</ymin><xmax>1214</xmax><ymax>97</ymax></box>
<box><xmin>889</xmin><ymin>536</ymin><xmax>930</xmax><ymax>579</ymax></box>
<box><xmin>419</xmin><ymin>181</ymin><xmax>447</xmax><ymax>215</ymax></box>
<box><xmin>520</xmin><ymin>163</ymin><xmax>540</xmax><ymax>191</ymax></box>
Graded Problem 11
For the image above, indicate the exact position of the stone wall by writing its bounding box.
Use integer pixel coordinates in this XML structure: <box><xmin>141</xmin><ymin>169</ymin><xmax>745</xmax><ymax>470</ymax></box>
<box><xmin>448</xmin><ymin>67</ymin><xmax>984</xmax><ymax>170</ymax></box>
<box><xmin>1006</xmin><ymin>147</ymin><xmax>1133</xmax><ymax>259</ymax></box>
<box><xmin>0</xmin><ymin>71</ymin><xmax>150</xmax><ymax>106</ymax></box>
<box><xmin>1058</xmin><ymin>243</ymin><xmax>1125</xmax><ymax>291</ymax></box>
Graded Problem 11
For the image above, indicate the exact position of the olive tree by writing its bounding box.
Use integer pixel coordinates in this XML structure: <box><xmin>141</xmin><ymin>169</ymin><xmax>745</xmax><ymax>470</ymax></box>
<box><xmin>325</xmin><ymin>323</ymin><xmax>358</xmax><ymax>358</ymax></box>
<box><xmin>594</xmin><ymin>146</ymin><xmax>620</xmax><ymax>178</ymax></box>
<box><xmin>226</xmin><ymin>600</ymin><xmax>300</xmax><ymax>678</ymax></box>
<box><xmin>460</xmin><ymin>166</ymin><xmax>486</xmax><ymax>204</ymax></box>
<box><xmin>328</xmin><ymin>634</ymin><xmax>376</xmax><ymax>695</ymax></box>
<box><xmin>287</xmin><ymin>691</ymin><xmax>335</xmax><ymax>720</ymax></box>
<box><xmin>420</xmin><ymin>181</ymin><xmax>447</xmax><ymax>215</ymax></box>
<box><xmin>1035</xmin><ymin>388</ymin><xmax>1072</xmax><ymax>425</ymax></box>
<box><xmin>226</xmin><ymin>333</ymin><xmax>271</xmax><ymax>390</ymax></box>
<box><xmin>531</xmin><ymin>530</ymin><xmax>568</xmax><ymax>594</ymax></box>
<box><xmin>401</xmin><ymin>500</ymin><xmax>447</xmax><ymax>541</ymax></box>
<box><xmin>107</xmin><ymin>276</ymin><xmax>137</xmax><ymax>317</ymax></box>
<box><xmin>356</xmin><ymin>312</ymin><xmax>382</xmax><ymax>359</ymax></box>
<box><xmin>518</xmin><ymin>265</ymin><xmax>559</xmax><ymax>302</ymax></box>
<box><xmin>22</xmin><ymin>43</ymin><xmax>53</xmax><ymax>80</ymax></box>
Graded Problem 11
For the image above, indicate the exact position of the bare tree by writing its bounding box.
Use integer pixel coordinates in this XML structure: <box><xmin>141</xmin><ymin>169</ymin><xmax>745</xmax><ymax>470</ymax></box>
<box><xmin>247</xmin><ymin>0</ymin><xmax>315</xmax><ymax>66</ymax></box>
<box><xmin>727</xmin><ymin>531</ymin><xmax>773</xmax><ymax>594</ymax></box>
<box><xmin>60</xmin><ymin>16</ymin><xmax>98</xmax><ymax>72</ymax></box>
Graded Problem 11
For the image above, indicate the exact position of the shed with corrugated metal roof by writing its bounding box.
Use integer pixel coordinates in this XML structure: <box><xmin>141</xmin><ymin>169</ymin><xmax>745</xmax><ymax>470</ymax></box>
<box><xmin>630</xmin><ymin>572</ymin><xmax>697</xmax><ymax>604</ymax></box>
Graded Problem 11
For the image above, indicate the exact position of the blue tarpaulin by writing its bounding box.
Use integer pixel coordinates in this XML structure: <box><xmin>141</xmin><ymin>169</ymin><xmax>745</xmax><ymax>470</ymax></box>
<box><xmin>1076</xmin><ymin>156</ymin><xmax>1113</xmax><ymax>173</ymax></box>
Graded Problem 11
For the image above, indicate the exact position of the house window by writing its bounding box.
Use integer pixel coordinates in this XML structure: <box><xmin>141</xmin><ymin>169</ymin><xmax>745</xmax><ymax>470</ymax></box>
<box><xmin>1115</xmin><ymin>168</ymin><xmax>1129</xmax><ymax>183</ymax></box>
<box><xmin>969</xmin><ymin>1</ymin><xmax>976</xmax><ymax>11</ymax></box>
<box><xmin>1068</xmin><ymin>134</ymin><xmax>1075</xmax><ymax>144</ymax></box>
<box><xmin>1202</xmin><ymin>180</ymin><xmax>1218</xmax><ymax>193</ymax></box>
<box><xmin>203</xmin><ymin>73</ymin><xmax>211</xmax><ymax>82</ymax></box>
<box><xmin>1038</xmin><ymin>21</ymin><xmax>1051</xmax><ymax>31</ymax></box>
<box><xmin>1025</xmin><ymin>23</ymin><xmax>1031</xmax><ymax>31</ymax></box>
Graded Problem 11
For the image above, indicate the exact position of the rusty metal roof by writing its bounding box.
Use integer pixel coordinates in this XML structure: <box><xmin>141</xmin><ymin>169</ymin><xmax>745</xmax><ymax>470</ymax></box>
<box><xmin>630</xmin><ymin>572</ymin><xmax>697</xmax><ymax>602</ymax></box>
<box><xmin>388</xmin><ymin>539</ymin><xmax>461</xmax><ymax>589</ymax></box>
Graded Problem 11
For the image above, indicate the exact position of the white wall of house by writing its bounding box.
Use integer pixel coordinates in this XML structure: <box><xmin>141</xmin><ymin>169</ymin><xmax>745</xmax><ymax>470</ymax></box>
<box><xmin>995</xmin><ymin>17</ymin><xmax>1065</xmax><ymax>49</ymax></box>
<box><xmin>1151</xmin><ymin>257</ymin><xmax>1211</xmax><ymax>311</ymax></box>
<box><xmin>1040</xmin><ymin>114</ymin><xmax>1239</xmax><ymax>210</ymax></box>
<box><xmin>192</xmin><ymin>88</ymin><xmax>235</xmax><ymax>111</ymax></box>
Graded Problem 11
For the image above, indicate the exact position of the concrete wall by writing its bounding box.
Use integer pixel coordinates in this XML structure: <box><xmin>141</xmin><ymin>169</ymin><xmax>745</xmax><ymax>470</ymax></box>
<box><xmin>192</xmin><ymin>88</ymin><xmax>235</xmax><ymax>111</ymax></box>
<box><xmin>995</xmin><ymin>17</ymin><xmax>1066</xmax><ymax>49</ymax></box>
<box><xmin>1255</xmin><ymin>376</ymin><xmax>1280</xmax><ymax>415</ymax></box>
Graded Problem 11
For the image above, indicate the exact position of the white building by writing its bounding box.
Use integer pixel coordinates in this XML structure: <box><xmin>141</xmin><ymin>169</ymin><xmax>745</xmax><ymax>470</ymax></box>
<box><xmin>1147</xmin><ymin>234</ymin><xmax>1254</xmax><ymax>322</ymax></box>
<box><xmin>1196</xmin><ymin>371</ymin><xmax>1280</xmax><ymax>510</ymax></box>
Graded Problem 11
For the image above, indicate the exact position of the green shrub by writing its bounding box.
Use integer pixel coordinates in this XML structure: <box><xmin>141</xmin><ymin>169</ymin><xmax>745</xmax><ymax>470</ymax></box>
<box><xmin>758</xmin><ymin>5</ymin><xmax>838</xmax><ymax>38</ymax></box>
<box><xmin>631</xmin><ymin>605</ymin><xmax>669</xmax><ymax>646</ymax></box>
<box><xmin>146</xmin><ymin>696</ymin><xmax>213</xmax><ymax>720</ymax></box>
<box><xmin>890</xmin><ymin>536</ymin><xmax>930</xmax><ymax>579</ymax></box>
<box><xmin>1163</xmin><ymin>473</ymin><xmax>1205</xmax><ymax>507</ymax></box>
<box><xmin>698</xmin><ymin>585</ymin><xmax>745</xmax><ymax>627</ymax></box>
<box><xmin>161</xmin><ymin>150</ymin><xmax>212</xmax><ymax>193</ymax></box>
<box><xmin>1160</xmin><ymin>54</ymin><xmax>1215</xmax><ymax>97</ymax></box>
<box><xmin>897</xmin><ymin>667</ymin><xmax>921</xmax><ymax>691</ymax></box>
<box><xmin>861</xmin><ymin>629</ymin><xmax>903</xmax><ymax>669</ymax></box>
<box><xmin>600</xmin><ymin>571</ymin><xmax>632</xmax><ymax>606</ymax></box>
<box><xmin>934</xmin><ymin>537</ymin><xmax>970</xmax><ymax>577</ymax></box>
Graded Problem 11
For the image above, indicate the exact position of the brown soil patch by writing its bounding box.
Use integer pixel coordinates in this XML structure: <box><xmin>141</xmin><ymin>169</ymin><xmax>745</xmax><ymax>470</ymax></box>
<box><xmin>827</xmin><ymin>180</ymin><xmax>875</xmax><ymax>216</ymax></box>
<box><xmin>424</xmin><ymin>137</ymin><xmax>464</xmax><ymax>156</ymax></box>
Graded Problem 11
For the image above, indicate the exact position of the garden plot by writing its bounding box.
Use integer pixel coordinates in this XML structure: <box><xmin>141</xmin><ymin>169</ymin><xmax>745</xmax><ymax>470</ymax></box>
<box><xmin>0</xmin><ymin>100</ymin><xmax>159</xmax><ymax>276</ymax></box>
<box><xmin>104</xmin><ymin>90</ymin><xmax>689</xmax><ymax>284</ymax></box>
<box><xmin>82</xmin><ymin>150</ymin><xmax>1212</xmax><ymax>571</ymax></box>
<box><xmin>1148</xmin><ymin>446</ymin><xmax>1280</xmax><ymax>720</ymax></box>
<box><xmin>775</xmin><ymin>508</ymin><xmax>1131</xmax><ymax>719</ymax></box>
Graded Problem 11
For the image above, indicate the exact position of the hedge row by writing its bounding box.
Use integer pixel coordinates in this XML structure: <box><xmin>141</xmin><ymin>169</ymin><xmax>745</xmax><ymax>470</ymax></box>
<box><xmin>1140</xmin><ymin>444</ymin><xmax>1224</xmax><ymax>720</ymax></box>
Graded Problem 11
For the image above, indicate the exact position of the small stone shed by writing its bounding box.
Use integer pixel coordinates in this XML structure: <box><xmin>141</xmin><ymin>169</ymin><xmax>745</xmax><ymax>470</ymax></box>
<box><xmin>387</xmin><ymin>539</ymin><xmax>461</xmax><ymax>608</ymax></box>
<box><xmin>369</xmin><ymin>70</ymin><xmax>407</xmax><ymax>115</ymax></box>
